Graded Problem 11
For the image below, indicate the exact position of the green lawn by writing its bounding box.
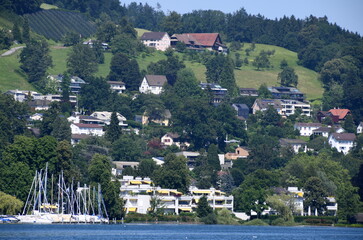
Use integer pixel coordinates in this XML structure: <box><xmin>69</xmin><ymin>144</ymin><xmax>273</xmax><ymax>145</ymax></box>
<box><xmin>0</xmin><ymin>42</ymin><xmax>323</xmax><ymax>101</ymax></box>
<box><xmin>232</xmin><ymin>43</ymin><xmax>323</xmax><ymax>100</ymax></box>
<box><xmin>136</xmin><ymin>28</ymin><xmax>150</xmax><ymax>38</ymax></box>
<box><xmin>0</xmin><ymin>52</ymin><xmax>36</xmax><ymax>92</ymax></box>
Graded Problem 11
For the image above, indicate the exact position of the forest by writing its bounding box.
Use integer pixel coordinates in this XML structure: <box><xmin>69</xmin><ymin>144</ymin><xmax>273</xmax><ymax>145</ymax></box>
<box><xmin>0</xmin><ymin>0</ymin><xmax>362</xmax><ymax>224</ymax></box>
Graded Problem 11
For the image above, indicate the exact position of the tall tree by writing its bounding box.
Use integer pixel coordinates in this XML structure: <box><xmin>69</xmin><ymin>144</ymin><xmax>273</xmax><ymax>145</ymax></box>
<box><xmin>12</xmin><ymin>21</ymin><xmax>22</xmax><ymax>43</ymax></box>
<box><xmin>207</xmin><ymin>144</ymin><xmax>221</xmax><ymax>171</ymax></box>
<box><xmin>303</xmin><ymin>177</ymin><xmax>328</xmax><ymax>215</ymax></box>
<box><xmin>22</xmin><ymin>17</ymin><xmax>30</xmax><ymax>43</ymax></box>
<box><xmin>196</xmin><ymin>195</ymin><xmax>213</xmax><ymax>218</ymax></box>
<box><xmin>105</xmin><ymin>112</ymin><xmax>121</xmax><ymax>143</ymax></box>
<box><xmin>153</xmin><ymin>154</ymin><xmax>190</xmax><ymax>193</ymax></box>
<box><xmin>19</xmin><ymin>39</ymin><xmax>53</xmax><ymax>85</ymax></box>
<box><xmin>108</xmin><ymin>53</ymin><xmax>141</xmax><ymax>90</ymax></box>
<box><xmin>67</xmin><ymin>43</ymin><xmax>98</xmax><ymax>79</ymax></box>
<box><xmin>161</xmin><ymin>11</ymin><xmax>182</xmax><ymax>36</ymax></box>
<box><xmin>278</xmin><ymin>66</ymin><xmax>298</xmax><ymax>87</ymax></box>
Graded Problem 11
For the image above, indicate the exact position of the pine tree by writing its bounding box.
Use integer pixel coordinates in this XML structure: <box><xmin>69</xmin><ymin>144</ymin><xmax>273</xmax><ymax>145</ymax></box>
<box><xmin>105</xmin><ymin>112</ymin><xmax>121</xmax><ymax>142</ymax></box>
<box><xmin>12</xmin><ymin>22</ymin><xmax>22</xmax><ymax>43</ymax></box>
<box><xmin>22</xmin><ymin>18</ymin><xmax>30</xmax><ymax>43</ymax></box>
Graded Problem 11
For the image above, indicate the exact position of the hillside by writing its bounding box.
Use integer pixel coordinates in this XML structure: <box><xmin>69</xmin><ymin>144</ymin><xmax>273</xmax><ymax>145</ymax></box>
<box><xmin>0</xmin><ymin>43</ymin><xmax>323</xmax><ymax>100</ymax></box>
<box><xmin>25</xmin><ymin>9</ymin><xmax>96</xmax><ymax>41</ymax></box>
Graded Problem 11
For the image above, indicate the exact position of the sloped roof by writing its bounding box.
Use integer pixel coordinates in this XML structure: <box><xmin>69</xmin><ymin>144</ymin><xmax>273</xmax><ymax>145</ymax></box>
<box><xmin>330</xmin><ymin>133</ymin><xmax>356</xmax><ymax>141</ymax></box>
<box><xmin>107</xmin><ymin>81</ymin><xmax>125</xmax><ymax>85</ymax></box>
<box><xmin>165</xmin><ymin>132</ymin><xmax>180</xmax><ymax>139</ymax></box>
<box><xmin>329</xmin><ymin>109</ymin><xmax>351</xmax><ymax>120</ymax></box>
<box><xmin>141</xmin><ymin>32</ymin><xmax>168</xmax><ymax>41</ymax></box>
<box><xmin>145</xmin><ymin>75</ymin><xmax>167</xmax><ymax>86</ymax></box>
<box><xmin>172</xmin><ymin>33</ymin><xmax>221</xmax><ymax>47</ymax></box>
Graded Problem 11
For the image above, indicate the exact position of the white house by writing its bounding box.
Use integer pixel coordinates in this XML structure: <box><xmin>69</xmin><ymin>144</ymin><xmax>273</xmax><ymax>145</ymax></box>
<box><xmin>279</xmin><ymin>138</ymin><xmax>307</xmax><ymax>153</ymax></box>
<box><xmin>294</xmin><ymin>123</ymin><xmax>322</xmax><ymax>136</ymax></box>
<box><xmin>328</xmin><ymin>133</ymin><xmax>356</xmax><ymax>155</ymax></box>
<box><xmin>70</xmin><ymin>123</ymin><xmax>104</xmax><ymax>136</ymax></box>
<box><xmin>313</xmin><ymin>126</ymin><xmax>345</xmax><ymax>138</ymax></box>
<box><xmin>357</xmin><ymin>122</ymin><xmax>363</xmax><ymax>134</ymax></box>
<box><xmin>161</xmin><ymin>132</ymin><xmax>190</xmax><ymax>149</ymax></box>
<box><xmin>139</xmin><ymin>75</ymin><xmax>167</xmax><ymax>94</ymax></box>
<box><xmin>140</xmin><ymin>32</ymin><xmax>171</xmax><ymax>51</ymax></box>
<box><xmin>280</xmin><ymin>99</ymin><xmax>311</xmax><ymax>117</ymax></box>
<box><xmin>107</xmin><ymin>81</ymin><xmax>126</xmax><ymax>94</ymax></box>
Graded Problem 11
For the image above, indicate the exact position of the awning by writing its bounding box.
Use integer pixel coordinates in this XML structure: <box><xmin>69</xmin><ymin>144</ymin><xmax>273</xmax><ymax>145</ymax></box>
<box><xmin>297</xmin><ymin>192</ymin><xmax>304</xmax><ymax>197</ymax></box>
<box><xmin>40</xmin><ymin>205</ymin><xmax>58</xmax><ymax>209</ymax></box>
<box><xmin>194</xmin><ymin>198</ymin><xmax>199</xmax><ymax>203</ymax></box>
<box><xmin>170</xmin><ymin>190</ymin><xmax>182</xmax><ymax>195</ymax></box>
<box><xmin>192</xmin><ymin>190</ymin><xmax>211</xmax><ymax>194</ymax></box>
<box><xmin>158</xmin><ymin>190</ymin><xmax>170</xmax><ymax>194</ymax></box>
<box><xmin>128</xmin><ymin>207</ymin><xmax>137</xmax><ymax>212</ymax></box>
<box><xmin>161</xmin><ymin>199</ymin><xmax>174</xmax><ymax>202</ymax></box>
<box><xmin>179</xmin><ymin>208</ymin><xmax>192</xmax><ymax>212</ymax></box>
<box><xmin>130</xmin><ymin>180</ymin><xmax>142</xmax><ymax>184</ymax></box>
<box><xmin>146</xmin><ymin>190</ymin><xmax>153</xmax><ymax>193</ymax></box>
<box><xmin>143</xmin><ymin>180</ymin><xmax>152</xmax><ymax>184</ymax></box>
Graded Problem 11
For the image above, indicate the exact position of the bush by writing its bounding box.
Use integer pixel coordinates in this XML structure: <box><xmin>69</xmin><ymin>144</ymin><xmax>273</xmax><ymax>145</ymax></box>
<box><xmin>201</xmin><ymin>212</ymin><xmax>217</xmax><ymax>224</ymax></box>
<box><xmin>243</xmin><ymin>219</ymin><xmax>269</xmax><ymax>226</ymax></box>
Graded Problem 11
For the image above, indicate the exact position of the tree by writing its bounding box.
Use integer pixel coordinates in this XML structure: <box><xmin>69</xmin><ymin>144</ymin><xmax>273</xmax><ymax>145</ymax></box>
<box><xmin>88</xmin><ymin>154</ymin><xmax>123</xmax><ymax>219</ymax></box>
<box><xmin>303</xmin><ymin>177</ymin><xmax>328</xmax><ymax>215</ymax></box>
<box><xmin>67</xmin><ymin>43</ymin><xmax>97</xmax><ymax>79</ymax></box>
<box><xmin>280</xmin><ymin>59</ymin><xmax>288</xmax><ymax>69</ymax></box>
<box><xmin>343</xmin><ymin>115</ymin><xmax>355</xmax><ymax>133</ymax></box>
<box><xmin>137</xmin><ymin>159</ymin><xmax>159</xmax><ymax>178</ymax></box>
<box><xmin>51</xmin><ymin>115</ymin><xmax>71</xmax><ymax>142</ymax></box>
<box><xmin>322</xmin><ymin>83</ymin><xmax>344</xmax><ymax>110</ymax></box>
<box><xmin>110</xmin><ymin>34</ymin><xmax>138</xmax><ymax>57</ymax></box>
<box><xmin>336</xmin><ymin>183</ymin><xmax>360</xmax><ymax>223</ymax></box>
<box><xmin>56</xmin><ymin>140</ymin><xmax>78</xmax><ymax>184</ymax></box>
<box><xmin>266</xmin><ymin>194</ymin><xmax>294</xmax><ymax>221</ymax></box>
<box><xmin>79</xmin><ymin>77</ymin><xmax>111</xmax><ymax>111</ymax></box>
<box><xmin>153</xmin><ymin>154</ymin><xmax>190</xmax><ymax>193</ymax></box>
<box><xmin>12</xmin><ymin>21</ymin><xmax>22</xmax><ymax>43</ymax></box>
<box><xmin>235</xmin><ymin>52</ymin><xmax>242</xmax><ymax>68</ymax></box>
<box><xmin>62</xmin><ymin>31</ymin><xmax>80</xmax><ymax>46</ymax></box>
<box><xmin>96</xmin><ymin>21</ymin><xmax>119</xmax><ymax>43</ymax></box>
<box><xmin>0</xmin><ymin>191</ymin><xmax>23</xmax><ymax>215</ymax></box>
<box><xmin>196</xmin><ymin>195</ymin><xmax>213</xmax><ymax>218</ymax></box>
<box><xmin>108</xmin><ymin>53</ymin><xmax>141</xmax><ymax>90</ymax></box>
<box><xmin>105</xmin><ymin>112</ymin><xmax>121</xmax><ymax>142</ymax></box>
<box><xmin>278</xmin><ymin>66</ymin><xmax>298</xmax><ymax>87</ymax></box>
<box><xmin>258</xmin><ymin>83</ymin><xmax>272</xmax><ymax>98</ymax></box>
<box><xmin>22</xmin><ymin>17</ymin><xmax>30</xmax><ymax>43</ymax></box>
<box><xmin>207</xmin><ymin>144</ymin><xmax>221</xmax><ymax>171</ymax></box>
<box><xmin>19</xmin><ymin>39</ymin><xmax>52</xmax><ymax>85</ymax></box>
<box><xmin>0</xmin><ymin>28</ymin><xmax>12</xmax><ymax>50</ymax></box>
<box><xmin>253</xmin><ymin>52</ymin><xmax>270</xmax><ymax>70</ymax></box>
<box><xmin>205</xmin><ymin>54</ymin><xmax>238</xmax><ymax>96</ymax></box>
<box><xmin>111</xmin><ymin>134</ymin><xmax>144</xmax><ymax>162</ymax></box>
<box><xmin>92</xmin><ymin>40</ymin><xmax>105</xmax><ymax>64</ymax></box>
<box><xmin>161</xmin><ymin>11</ymin><xmax>182</xmax><ymax>36</ymax></box>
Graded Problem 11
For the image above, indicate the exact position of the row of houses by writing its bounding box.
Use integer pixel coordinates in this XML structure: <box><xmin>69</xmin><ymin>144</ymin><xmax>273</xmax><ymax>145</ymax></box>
<box><xmin>118</xmin><ymin>175</ymin><xmax>337</xmax><ymax>218</ymax></box>
<box><xmin>120</xmin><ymin>176</ymin><xmax>233</xmax><ymax>215</ymax></box>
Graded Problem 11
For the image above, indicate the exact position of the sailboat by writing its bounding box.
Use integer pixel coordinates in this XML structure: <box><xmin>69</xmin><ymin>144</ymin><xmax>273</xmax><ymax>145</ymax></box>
<box><xmin>18</xmin><ymin>164</ymin><xmax>109</xmax><ymax>224</ymax></box>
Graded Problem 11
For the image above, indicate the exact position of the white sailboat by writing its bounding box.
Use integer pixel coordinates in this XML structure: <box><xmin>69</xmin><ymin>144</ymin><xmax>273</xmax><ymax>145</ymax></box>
<box><xmin>18</xmin><ymin>164</ymin><xmax>109</xmax><ymax>224</ymax></box>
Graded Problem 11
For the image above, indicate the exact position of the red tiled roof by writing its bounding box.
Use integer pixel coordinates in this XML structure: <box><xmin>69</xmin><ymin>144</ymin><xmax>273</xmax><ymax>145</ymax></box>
<box><xmin>329</xmin><ymin>109</ymin><xmax>351</xmax><ymax>120</ymax></box>
<box><xmin>187</xmin><ymin>33</ymin><xmax>220</xmax><ymax>47</ymax></box>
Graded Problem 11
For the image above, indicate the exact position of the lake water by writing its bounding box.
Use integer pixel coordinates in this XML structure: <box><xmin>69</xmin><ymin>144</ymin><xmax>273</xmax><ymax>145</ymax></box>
<box><xmin>0</xmin><ymin>224</ymin><xmax>362</xmax><ymax>240</ymax></box>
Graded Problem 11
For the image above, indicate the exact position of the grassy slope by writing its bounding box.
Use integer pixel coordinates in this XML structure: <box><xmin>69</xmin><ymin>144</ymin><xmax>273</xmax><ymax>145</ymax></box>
<box><xmin>40</xmin><ymin>3</ymin><xmax>58</xmax><ymax>10</ymax></box>
<box><xmin>233</xmin><ymin>43</ymin><xmax>322</xmax><ymax>100</ymax></box>
<box><xmin>0</xmin><ymin>40</ymin><xmax>322</xmax><ymax>100</ymax></box>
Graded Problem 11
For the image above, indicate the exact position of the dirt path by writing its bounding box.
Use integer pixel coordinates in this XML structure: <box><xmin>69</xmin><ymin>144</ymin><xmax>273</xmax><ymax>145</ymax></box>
<box><xmin>0</xmin><ymin>46</ymin><xmax>25</xmax><ymax>57</ymax></box>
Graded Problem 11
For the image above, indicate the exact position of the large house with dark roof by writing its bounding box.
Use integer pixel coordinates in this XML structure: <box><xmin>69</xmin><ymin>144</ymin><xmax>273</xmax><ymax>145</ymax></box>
<box><xmin>268</xmin><ymin>86</ymin><xmax>306</xmax><ymax>102</ymax></box>
<box><xmin>139</xmin><ymin>75</ymin><xmax>168</xmax><ymax>94</ymax></box>
<box><xmin>140</xmin><ymin>32</ymin><xmax>171</xmax><ymax>51</ymax></box>
<box><xmin>328</xmin><ymin>133</ymin><xmax>356</xmax><ymax>155</ymax></box>
<box><xmin>171</xmin><ymin>33</ymin><xmax>228</xmax><ymax>53</ymax></box>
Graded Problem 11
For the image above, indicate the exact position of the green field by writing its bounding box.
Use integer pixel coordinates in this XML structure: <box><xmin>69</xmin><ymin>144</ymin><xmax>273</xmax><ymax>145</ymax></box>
<box><xmin>0</xmin><ymin>42</ymin><xmax>323</xmax><ymax>100</ymax></box>
<box><xmin>40</xmin><ymin>3</ymin><xmax>59</xmax><ymax>10</ymax></box>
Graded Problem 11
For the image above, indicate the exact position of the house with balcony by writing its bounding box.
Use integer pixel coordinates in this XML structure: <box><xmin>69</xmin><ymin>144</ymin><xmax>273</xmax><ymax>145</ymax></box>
<box><xmin>200</xmin><ymin>83</ymin><xmax>228</xmax><ymax>106</ymax></box>
<box><xmin>279</xmin><ymin>138</ymin><xmax>307</xmax><ymax>153</ymax></box>
<box><xmin>161</xmin><ymin>132</ymin><xmax>190</xmax><ymax>149</ymax></box>
<box><xmin>268</xmin><ymin>86</ymin><xmax>306</xmax><ymax>102</ymax></box>
<box><xmin>170</xmin><ymin>33</ymin><xmax>228</xmax><ymax>53</ymax></box>
<box><xmin>107</xmin><ymin>81</ymin><xmax>126</xmax><ymax>94</ymax></box>
<box><xmin>280</xmin><ymin>99</ymin><xmax>311</xmax><ymax>116</ymax></box>
<box><xmin>70</xmin><ymin>123</ymin><xmax>104</xmax><ymax>136</ymax></box>
<box><xmin>120</xmin><ymin>176</ymin><xmax>233</xmax><ymax>215</ymax></box>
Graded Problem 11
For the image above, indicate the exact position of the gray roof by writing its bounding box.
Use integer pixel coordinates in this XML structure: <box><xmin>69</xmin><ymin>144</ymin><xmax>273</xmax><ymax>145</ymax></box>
<box><xmin>330</xmin><ymin>133</ymin><xmax>356</xmax><ymax>141</ymax></box>
<box><xmin>141</xmin><ymin>32</ymin><xmax>168</xmax><ymax>41</ymax></box>
<box><xmin>232</xmin><ymin>103</ymin><xmax>249</xmax><ymax>110</ymax></box>
<box><xmin>145</xmin><ymin>75</ymin><xmax>167</xmax><ymax>86</ymax></box>
<box><xmin>254</xmin><ymin>99</ymin><xmax>282</xmax><ymax>109</ymax></box>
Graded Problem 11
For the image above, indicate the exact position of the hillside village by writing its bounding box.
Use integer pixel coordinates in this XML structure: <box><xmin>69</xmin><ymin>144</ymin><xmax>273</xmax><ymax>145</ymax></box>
<box><xmin>1</xmin><ymin>0</ymin><xmax>363</xmax><ymax>225</ymax></box>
